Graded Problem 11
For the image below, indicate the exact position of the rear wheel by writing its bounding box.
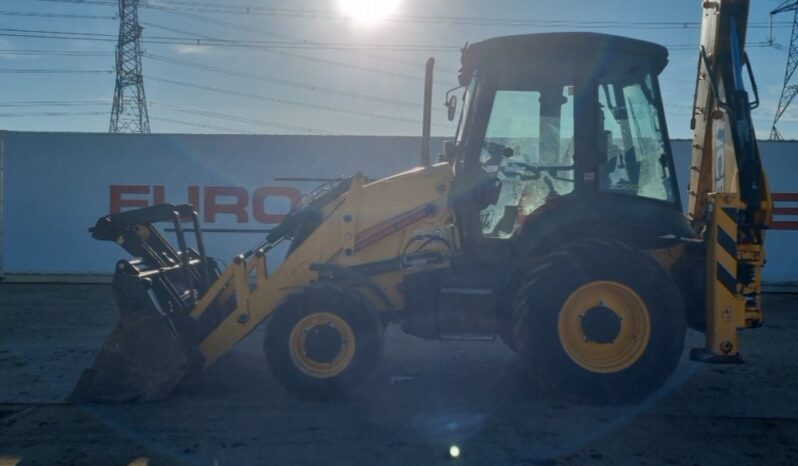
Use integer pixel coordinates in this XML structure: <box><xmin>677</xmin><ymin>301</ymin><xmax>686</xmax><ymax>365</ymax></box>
<box><xmin>264</xmin><ymin>286</ymin><xmax>383</xmax><ymax>398</ymax></box>
<box><xmin>512</xmin><ymin>240</ymin><xmax>686</xmax><ymax>403</ymax></box>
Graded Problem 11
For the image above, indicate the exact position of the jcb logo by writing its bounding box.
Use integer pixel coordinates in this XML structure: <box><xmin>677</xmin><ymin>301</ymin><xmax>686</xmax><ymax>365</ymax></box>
<box><xmin>110</xmin><ymin>184</ymin><xmax>302</xmax><ymax>224</ymax></box>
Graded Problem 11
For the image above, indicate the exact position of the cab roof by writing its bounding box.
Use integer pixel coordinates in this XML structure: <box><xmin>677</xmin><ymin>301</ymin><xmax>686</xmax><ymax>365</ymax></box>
<box><xmin>459</xmin><ymin>32</ymin><xmax>669</xmax><ymax>86</ymax></box>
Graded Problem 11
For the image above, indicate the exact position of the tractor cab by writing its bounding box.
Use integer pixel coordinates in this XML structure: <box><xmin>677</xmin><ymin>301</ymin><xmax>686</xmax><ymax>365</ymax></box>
<box><xmin>446</xmin><ymin>33</ymin><xmax>685</xmax><ymax>252</ymax></box>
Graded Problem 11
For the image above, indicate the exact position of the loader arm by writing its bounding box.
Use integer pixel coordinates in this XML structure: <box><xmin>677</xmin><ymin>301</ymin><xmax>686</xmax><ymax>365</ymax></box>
<box><xmin>188</xmin><ymin>179</ymin><xmax>363</xmax><ymax>367</ymax></box>
<box><xmin>193</xmin><ymin>169</ymin><xmax>452</xmax><ymax>366</ymax></box>
<box><xmin>688</xmin><ymin>0</ymin><xmax>773</xmax><ymax>361</ymax></box>
<box><xmin>73</xmin><ymin>163</ymin><xmax>452</xmax><ymax>402</ymax></box>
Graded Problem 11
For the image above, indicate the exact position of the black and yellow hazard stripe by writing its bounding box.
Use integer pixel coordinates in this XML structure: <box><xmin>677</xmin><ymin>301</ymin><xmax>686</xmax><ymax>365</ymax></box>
<box><xmin>715</xmin><ymin>206</ymin><xmax>739</xmax><ymax>296</ymax></box>
<box><xmin>703</xmin><ymin>194</ymin><xmax>747</xmax><ymax>358</ymax></box>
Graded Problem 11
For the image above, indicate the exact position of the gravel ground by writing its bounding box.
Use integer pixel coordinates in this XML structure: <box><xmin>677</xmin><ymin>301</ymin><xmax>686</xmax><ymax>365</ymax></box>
<box><xmin>1</xmin><ymin>284</ymin><xmax>797</xmax><ymax>466</ymax></box>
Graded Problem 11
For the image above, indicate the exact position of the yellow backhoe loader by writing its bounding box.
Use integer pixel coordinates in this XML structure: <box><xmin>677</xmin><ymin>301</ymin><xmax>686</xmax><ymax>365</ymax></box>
<box><xmin>72</xmin><ymin>0</ymin><xmax>771</xmax><ymax>404</ymax></box>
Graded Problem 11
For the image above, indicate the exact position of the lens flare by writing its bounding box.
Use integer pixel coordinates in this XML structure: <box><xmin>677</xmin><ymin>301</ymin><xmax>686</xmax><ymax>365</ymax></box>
<box><xmin>338</xmin><ymin>0</ymin><xmax>401</xmax><ymax>24</ymax></box>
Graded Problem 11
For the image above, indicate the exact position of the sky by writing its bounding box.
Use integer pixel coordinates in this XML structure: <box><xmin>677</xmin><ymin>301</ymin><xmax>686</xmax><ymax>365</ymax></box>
<box><xmin>0</xmin><ymin>0</ymin><xmax>796</xmax><ymax>139</ymax></box>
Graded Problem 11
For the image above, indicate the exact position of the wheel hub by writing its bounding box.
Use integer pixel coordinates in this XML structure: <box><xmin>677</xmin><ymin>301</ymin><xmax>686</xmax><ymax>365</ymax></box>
<box><xmin>558</xmin><ymin>281</ymin><xmax>652</xmax><ymax>373</ymax></box>
<box><xmin>303</xmin><ymin>323</ymin><xmax>345</xmax><ymax>364</ymax></box>
<box><xmin>289</xmin><ymin>312</ymin><xmax>356</xmax><ymax>378</ymax></box>
<box><xmin>581</xmin><ymin>305</ymin><xmax>622</xmax><ymax>344</ymax></box>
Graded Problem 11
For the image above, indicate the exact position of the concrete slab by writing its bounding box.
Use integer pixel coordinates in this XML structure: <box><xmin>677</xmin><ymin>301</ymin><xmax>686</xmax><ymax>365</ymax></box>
<box><xmin>1</xmin><ymin>285</ymin><xmax>796</xmax><ymax>465</ymax></box>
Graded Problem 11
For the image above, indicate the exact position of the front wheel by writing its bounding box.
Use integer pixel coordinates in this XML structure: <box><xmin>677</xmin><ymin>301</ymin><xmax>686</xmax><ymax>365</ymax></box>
<box><xmin>264</xmin><ymin>285</ymin><xmax>383</xmax><ymax>398</ymax></box>
<box><xmin>512</xmin><ymin>240</ymin><xmax>686</xmax><ymax>403</ymax></box>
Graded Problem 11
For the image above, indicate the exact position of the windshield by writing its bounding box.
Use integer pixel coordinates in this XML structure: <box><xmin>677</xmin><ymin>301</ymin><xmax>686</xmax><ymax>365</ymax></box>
<box><xmin>598</xmin><ymin>73</ymin><xmax>676</xmax><ymax>203</ymax></box>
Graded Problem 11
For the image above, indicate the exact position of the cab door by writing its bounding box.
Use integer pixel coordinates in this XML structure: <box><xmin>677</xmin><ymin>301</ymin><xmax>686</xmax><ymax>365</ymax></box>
<box><xmin>451</xmin><ymin>73</ymin><xmax>577</xmax><ymax>263</ymax></box>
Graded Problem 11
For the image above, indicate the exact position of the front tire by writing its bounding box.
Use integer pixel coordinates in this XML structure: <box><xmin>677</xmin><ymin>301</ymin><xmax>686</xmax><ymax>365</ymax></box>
<box><xmin>512</xmin><ymin>240</ymin><xmax>686</xmax><ymax>403</ymax></box>
<box><xmin>264</xmin><ymin>285</ymin><xmax>383</xmax><ymax>398</ymax></box>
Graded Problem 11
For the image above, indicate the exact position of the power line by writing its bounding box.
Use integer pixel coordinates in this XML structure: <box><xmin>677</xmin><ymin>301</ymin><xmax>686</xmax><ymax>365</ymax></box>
<box><xmin>36</xmin><ymin>0</ymin><xmax>790</xmax><ymax>30</ymax></box>
<box><xmin>213</xmin><ymin>46</ymin><xmax>453</xmax><ymax>84</ymax></box>
<box><xmin>0</xmin><ymin>26</ymin><xmax>772</xmax><ymax>54</ymax></box>
<box><xmin>160</xmin><ymin>40</ymin><xmax>459</xmax><ymax>52</ymax></box>
<box><xmin>139</xmin><ymin>21</ymin><xmax>205</xmax><ymax>38</ymax></box>
<box><xmin>137</xmin><ymin>20</ymin><xmax>450</xmax><ymax>108</ymax></box>
<box><xmin>32</xmin><ymin>0</ymin><xmax>116</xmax><ymax>6</ymax></box>
<box><xmin>0</xmin><ymin>43</ymin><xmax>450</xmax><ymax>125</ymax></box>
<box><xmin>142</xmin><ymin>8</ymin><xmax>457</xmax><ymax>85</ymax></box>
<box><xmin>0</xmin><ymin>10</ymin><xmax>116</xmax><ymax>20</ymax></box>
<box><xmin>146</xmin><ymin>6</ymin><xmax>291</xmax><ymax>39</ymax></box>
<box><xmin>0</xmin><ymin>49</ymin><xmax>113</xmax><ymax>56</ymax></box>
<box><xmin>150</xmin><ymin>115</ymin><xmax>256</xmax><ymax>133</ymax></box>
<box><xmin>0</xmin><ymin>27</ymin><xmax>461</xmax><ymax>51</ymax></box>
<box><xmin>147</xmin><ymin>75</ymin><xmax>446</xmax><ymax>127</ymax></box>
<box><xmin>0</xmin><ymin>68</ymin><xmax>112</xmax><ymax>73</ymax></box>
<box><xmin>0</xmin><ymin>100</ymin><xmax>110</xmax><ymax>106</ymax></box>
<box><xmin>31</xmin><ymin>5</ymin><xmax>444</xmax><ymax>118</ymax></box>
<box><xmin>6</xmin><ymin>4</ymin><xmax>749</xmax><ymax>130</ymax></box>
<box><xmin>141</xmin><ymin>18</ymin><xmax>456</xmax><ymax>73</ymax></box>
<box><xmin>0</xmin><ymin>29</ymin><xmax>125</xmax><ymax>46</ymax></box>
<box><xmin>657</xmin><ymin>42</ymin><xmax>773</xmax><ymax>51</ymax></box>
<box><xmin>136</xmin><ymin>26</ymin><xmax>453</xmax><ymax>109</ymax></box>
<box><xmin>150</xmin><ymin>102</ymin><xmax>338</xmax><ymax>134</ymax></box>
<box><xmin>144</xmin><ymin>6</ymin><xmax>460</xmax><ymax>73</ymax></box>
<box><xmin>0</xmin><ymin>99</ymin><xmax>335</xmax><ymax>134</ymax></box>
<box><xmin>0</xmin><ymin>28</ymin><xmax>118</xmax><ymax>40</ymax></box>
<box><xmin>138</xmin><ymin>1</ymin><xmax>794</xmax><ymax>29</ymax></box>
<box><xmin>138</xmin><ymin>18</ymin><xmax>452</xmax><ymax>89</ymax></box>
<box><xmin>133</xmin><ymin>22</ymin><xmax>449</xmax><ymax>123</ymax></box>
<box><xmin>144</xmin><ymin>53</ymin><xmax>436</xmax><ymax>111</ymax></box>
<box><xmin>0</xmin><ymin>111</ymin><xmax>107</xmax><ymax>117</ymax></box>
<box><xmin>142</xmin><ymin>7</ymin><xmax>461</xmax><ymax>85</ymax></box>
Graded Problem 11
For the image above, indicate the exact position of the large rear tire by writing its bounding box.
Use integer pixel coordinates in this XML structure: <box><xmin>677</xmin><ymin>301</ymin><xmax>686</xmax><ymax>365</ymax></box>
<box><xmin>264</xmin><ymin>285</ymin><xmax>383</xmax><ymax>398</ymax></box>
<box><xmin>512</xmin><ymin>240</ymin><xmax>686</xmax><ymax>404</ymax></box>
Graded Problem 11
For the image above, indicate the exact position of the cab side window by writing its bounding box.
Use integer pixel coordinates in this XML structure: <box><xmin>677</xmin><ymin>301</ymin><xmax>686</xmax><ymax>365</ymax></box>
<box><xmin>598</xmin><ymin>75</ymin><xmax>675</xmax><ymax>203</ymax></box>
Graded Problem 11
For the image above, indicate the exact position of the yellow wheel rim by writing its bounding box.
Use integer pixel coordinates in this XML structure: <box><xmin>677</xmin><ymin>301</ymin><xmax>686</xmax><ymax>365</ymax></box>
<box><xmin>558</xmin><ymin>281</ymin><xmax>651</xmax><ymax>374</ymax></box>
<box><xmin>289</xmin><ymin>312</ymin><xmax>356</xmax><ymax>378</ymax></box>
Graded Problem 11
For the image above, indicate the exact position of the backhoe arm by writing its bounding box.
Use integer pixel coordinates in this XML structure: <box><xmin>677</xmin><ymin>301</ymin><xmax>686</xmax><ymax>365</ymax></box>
<box><xmin>688</xmin><ymin>0</ymin><xmax>773</xmax><ymax>361</ymax></box>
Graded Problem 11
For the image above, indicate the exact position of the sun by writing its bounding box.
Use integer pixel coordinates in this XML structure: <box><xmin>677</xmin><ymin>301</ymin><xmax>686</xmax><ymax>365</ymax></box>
<box><xmin>337</xmin><ymin>0</ymin><xmax>401</xmax><ymax>24</ymax></box>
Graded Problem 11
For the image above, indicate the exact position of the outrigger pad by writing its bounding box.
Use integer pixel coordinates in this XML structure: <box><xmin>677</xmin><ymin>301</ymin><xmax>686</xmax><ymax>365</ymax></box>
<box><xmin>70</xmin><ymin>279</ymin><xmax>191</xmax><ymax>403</ymax></box>
<box><xmin>689</xmin><ymin>348</ymin><xmax>744</xmax><ymax>364</ymax></box>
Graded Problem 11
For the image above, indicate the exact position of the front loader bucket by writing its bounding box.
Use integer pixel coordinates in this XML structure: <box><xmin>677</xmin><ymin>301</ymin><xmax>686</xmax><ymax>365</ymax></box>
<box><xmin>71</xmin><ymin>275</ymin><xmax>192</xmax><ymax>403</ymax></box>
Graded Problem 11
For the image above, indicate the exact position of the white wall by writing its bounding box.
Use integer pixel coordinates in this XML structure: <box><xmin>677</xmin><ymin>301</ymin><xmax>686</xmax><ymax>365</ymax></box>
<box><xmin>0</xmin><ymin>132</ymin><xmax>795</xmax><ymax>283</ymax></box>
<box><xmin>0</xmin><ymin>132</ymin><xmax>428</xmax><ymax>277</ymax></box>
<box><xmin>671</xmin><ymin>140</ymin><xmax>798</xmax><ymax>284</ymax></box>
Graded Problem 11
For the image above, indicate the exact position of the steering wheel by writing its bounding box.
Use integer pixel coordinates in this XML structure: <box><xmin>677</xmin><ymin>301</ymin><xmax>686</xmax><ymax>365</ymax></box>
<box><xmin>499</xmin><ymin>164</ymin><xmax>540</xmax><ymax>180</ymax></box>
<box><xmin>504</xmin><ymin>161</ymin><xmax>576</xmax><ymax>183</ymax></box>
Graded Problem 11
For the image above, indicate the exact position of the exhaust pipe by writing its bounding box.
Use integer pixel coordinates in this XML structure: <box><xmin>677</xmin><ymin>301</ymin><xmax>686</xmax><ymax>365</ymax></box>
<box><xmin>421</xmin><ymin>57</ymin><xmax>434</xmax><ymax>167</ymax></box>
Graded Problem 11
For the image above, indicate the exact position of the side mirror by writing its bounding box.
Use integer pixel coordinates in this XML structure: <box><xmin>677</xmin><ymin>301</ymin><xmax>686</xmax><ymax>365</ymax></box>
<box><xmin>446</xmin><ymin>95</ymin><xmax>458</xmax><ymax>121</ymax></box>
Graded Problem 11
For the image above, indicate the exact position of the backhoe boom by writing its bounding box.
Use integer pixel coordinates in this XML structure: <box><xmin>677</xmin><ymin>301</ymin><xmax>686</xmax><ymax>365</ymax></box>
<box><xmin>688</xmin><ymin>0</ymin><xmax>772</xmax><ymax>361</ymax></box>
